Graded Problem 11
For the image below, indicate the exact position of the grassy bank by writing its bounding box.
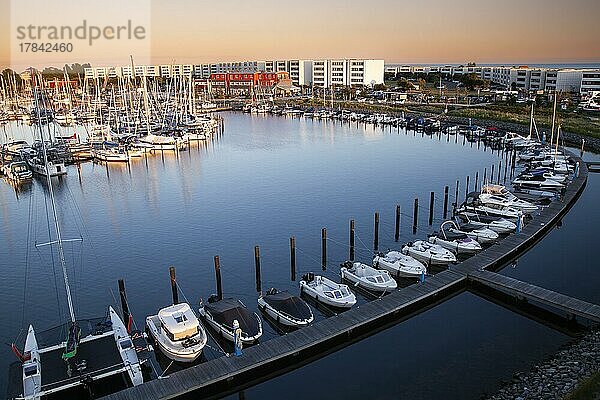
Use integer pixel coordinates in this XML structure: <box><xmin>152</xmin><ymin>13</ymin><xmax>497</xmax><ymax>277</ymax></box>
<box><xmin>564</xmin><ymin>371</ymin><xmax>600</xmax><ymax>400</ymax></box>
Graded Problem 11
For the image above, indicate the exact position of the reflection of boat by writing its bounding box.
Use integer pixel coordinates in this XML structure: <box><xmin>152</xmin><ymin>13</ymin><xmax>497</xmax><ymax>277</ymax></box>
<box><xmin>257</xmin><ymin>288</ymin><xmax>313</xmax><ymax>328</ymax></box>
<box><xmin>372</xmin><ymin>251</ymin><xmax>427</xmax><ymax>278</ymax></box>
<box><xmin>146</xmin><ymin>303</ymin><xmax>207</xmax><ymax>363</ymax></box>
<box><xmin>401</xmin><ymin>240</ymin><xmax>456</xmax><ymax>266</ymax></box>
<box><xmin>299</xmin><ymin>273</ymin><xmax>356</xmax><ymax>309</ymax></box>
<box><xmin>340</xmin><ymin>261</ymin><xmax>397</xmax><ymax>292</ymax></box>
<box><xmin>428</xmin><ymin>221</ymin><xmax>482</xmax><ymax>255</ymax></box>
<box><xmin>199</xmin><ymin>297</ymin><xmax>262</xmax><ymax>345</ymax></box>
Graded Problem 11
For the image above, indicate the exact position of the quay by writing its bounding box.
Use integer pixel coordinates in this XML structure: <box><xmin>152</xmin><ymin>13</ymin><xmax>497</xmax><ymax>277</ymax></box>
<box><xmin>101</xmin><ymin>154</ymin><xmax>596</xmax><ymax>400</ymax></box>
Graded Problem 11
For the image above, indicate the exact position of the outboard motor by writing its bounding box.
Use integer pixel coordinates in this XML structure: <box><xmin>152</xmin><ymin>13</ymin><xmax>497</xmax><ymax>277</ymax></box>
<box><xmin>208</xmin><ymin>294</ymin><xmax>220</xmax><ymax>304</ymax></box>
<box><xmin>302</xmin><ymin>272</ymin><xmax>315</xmax><ymax>283</ymax></box>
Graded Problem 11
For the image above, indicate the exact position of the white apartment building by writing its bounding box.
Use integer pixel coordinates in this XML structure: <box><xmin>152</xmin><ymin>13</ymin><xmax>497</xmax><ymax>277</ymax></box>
<box><xmin>311</xmin><ymin>59</ymin><xmax>384</xmax><ymax>88</ymax></box>
<box><xmin>581</xmin><ymin>71</ymin><xmax>600</xmax><ymax>93</ymax></box>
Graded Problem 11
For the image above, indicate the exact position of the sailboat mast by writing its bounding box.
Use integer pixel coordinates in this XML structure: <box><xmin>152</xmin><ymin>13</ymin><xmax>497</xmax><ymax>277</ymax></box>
<box><xmin>529</xmin><ymin>103</ymin><xmax>534</xmax><ymax>139</ymax></box>
<box><xmin>34</xmin><ymin>84</ymin><xmax>76</xmax><ymax>323</ymax></box>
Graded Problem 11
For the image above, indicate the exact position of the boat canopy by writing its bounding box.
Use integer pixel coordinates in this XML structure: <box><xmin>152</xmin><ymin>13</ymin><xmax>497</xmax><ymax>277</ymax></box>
<box><xmin>263</xmin><ymin>290</ymin><xmax>312</xmax><ymax>320</ymax></box>
<box><xmin>205</xmin><ymin>298</ymin><xmax>259</xmax><ymax>333</ymax></box>
<box><xmin>158</xmin><ymin>303</ymin><xmax>199</xmax><ymax>340</ymax></box>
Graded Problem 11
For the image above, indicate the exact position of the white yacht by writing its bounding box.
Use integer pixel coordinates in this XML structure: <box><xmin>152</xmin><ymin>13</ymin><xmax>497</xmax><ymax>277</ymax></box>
<box><xmin>146</xmin><ymin>303</ymin><xmax>207</xmax><ymax>363</ymax></box>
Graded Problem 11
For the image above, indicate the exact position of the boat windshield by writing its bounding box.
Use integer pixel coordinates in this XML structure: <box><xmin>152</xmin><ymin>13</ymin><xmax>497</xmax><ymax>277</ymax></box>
<box><xmin>24</xmin><ymin>364</ymin><xmax>38</xmax><ymax>377</ymax></box>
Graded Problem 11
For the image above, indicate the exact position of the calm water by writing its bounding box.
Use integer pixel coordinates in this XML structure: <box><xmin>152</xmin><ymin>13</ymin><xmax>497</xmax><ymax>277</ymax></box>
<box><xmin>0</xmin><ymin>113</ymin><xmax>596</xmax><ymax>398</ymax></box>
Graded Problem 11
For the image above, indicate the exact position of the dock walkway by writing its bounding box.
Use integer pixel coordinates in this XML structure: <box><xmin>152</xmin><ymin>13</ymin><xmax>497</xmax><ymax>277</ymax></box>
<box><xmin>102</xmin><ymin>154</ymin><xmax>591</xmax><ymax>400</ymax></box>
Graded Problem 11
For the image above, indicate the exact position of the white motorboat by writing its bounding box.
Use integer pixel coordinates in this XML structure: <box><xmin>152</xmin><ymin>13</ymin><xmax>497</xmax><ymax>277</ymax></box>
<box><xmin>299</xmin><ymin>273</ymin><xmax>356</xmax><ymax>309</ymax></box>
<box><xmin>258</xmin><ymin>288</ymin><xmax>313</xmax><ymax>327</ymax></box>
<box><xmin>340</xmin><ymin>261</ymin><xmax>397</xmax><ymax>292</ymax></box>
<box><xmin>454</xmin><ymin>213</ymin><xmax>516</xmax><ymax>234</ymax></box>
<box><xmin>146</xmin><ymin>302</ymin><xmax>207</xmax><ymax>363</ymax></box>
<box><xmin>92</xmin><ymin>148</ymin><xmax>129</xmax><ymax>162</ymax></box>
<box><xmin>512</xmin><ymin>174</ymin><xmax>565</xmax><ymax>190</ymax></box>
<box><xmin>445</xmin><ymin>220</ymin><xmax>498</xmax><ymax>244</ymax></box>
<box><xmin>401</xmin><ymin>240</ymin><xmax>457</xmax><ymax>266</ymax></box>
<box><xmin>139</xmin><ymin>134</ymin><xmax>177</xmax><ymax>151</ymax></box>
<box><xmin>4</xmin><ymin>161</ymin><xmax>33</xmax><ymax>182</ymax></box>
<box><xmin>109</xmin><ymin>307</ymin><xmax>143</xmax><ymax>385</ymax></box>
<box><xmin>457</xmin><ymin>193</ymin><xmax>522</xmax><ymax>220</ymax></box>
<box><xmin>27</xmin><ymin>157</ymin><xmax>67</xmax><ymax>177</ymax></box>
<box><xmin>199</xmin><ymin>297</ymin><xmax>262</xmax><ymax>344</ymax></box>
<box><xmin>479</xmin><ymin>186</ymin><xmax>538</xmax><ymax>214</ymax></box>
<box><xmin>372</xmin><ymin>251</ymin><xmax>427</xmax><ymax>279</ymax></box>
<box><xmin>428</xmin><ymin>221</ymin><xmax>482</xmax><ymax>254</ymax></box>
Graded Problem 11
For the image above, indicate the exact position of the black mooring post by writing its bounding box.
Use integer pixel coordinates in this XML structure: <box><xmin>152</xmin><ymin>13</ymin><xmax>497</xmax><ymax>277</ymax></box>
<box><xmin>483</xmin><ymin>167</ymin><xmax>487</xmax><ymax>184</ymax></box>
<box><xmin>412</xmin><ymin>198</ymin><xmax>419</xmax><ymax>234</ymax></box>
<box><xmin>290</xmin><ymin>237</ymin><xmax>296</xmax><ymax>281</ymax></box>
<box><xmin>465</xmin><ymin>175</ymin><xmax>470</xmax><ymax>198</ymax></box>
<box><xmin>169</xmin><ymin>266</ymin><xmax>179</xmax><ymax>305</ymax></box>
<box><xmin>349</xmin><ymin>219</ymin><xmax>355</xmax><ymax>261</ymax></box>
<box><xmin>214</xmin><ymin>256</ymin><xmax>223</xmax><ymax>301</ymax></box>
<box><xmin>254</xmin><ymin>245</ymin><xmax>261</xmax><ymax>293</ymax></box>
<box><xmin>374</xmin><ymin>212</ymin><xmax>380</xmax><ymax>251</ymax></box>
<box><xmin>503</xmin><ymin>159</ymin><xmax>508</xmax><ymax>183</ymax></box>
<box><xmin>321</xmin><ymin>228</ymin><xmax>327</xmax><ymax>271</ymax></box>
<box><xmin>474</xmin><ymin>171</ymin><xmax>479</xmax><ymax>192</ymax></box>
<box><xmin>497</xmin><ymin>160</ymin><xmax>502</xmax><ymax>184</ymax></box>
<box><xmin>455</xmin><ymin>179</ymin><xmax>460</xmax><ymax>206</ymax></box>
<box><xmin>118</xmin><ymin>279</ymin><xmax>130</xmax><ymax>329</ymax></box>
<box><xmin>428</xmin><ymin>192</ymin><xmax>435</xmax><ymax>225</ymax></box>
<box><xmin>443</xmin><ymin>186</ymin><xmax>449</xmax><ymax>218</ymax></box>
<box><xmin>491</xmin><ymin>164</ymin><xmax>495</xmax><ymax>183</ymax></box>
<box><xmin>395</xmin><ymin>205</ymin><xmax>401</xmax><ymax>242</ymax></box>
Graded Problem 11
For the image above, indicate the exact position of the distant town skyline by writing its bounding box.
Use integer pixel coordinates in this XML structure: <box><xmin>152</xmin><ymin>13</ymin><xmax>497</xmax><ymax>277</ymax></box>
<box><xmin>1</xmin><ymin>0</ymin><xmax>600</xmax><ymax>70</ymax></box>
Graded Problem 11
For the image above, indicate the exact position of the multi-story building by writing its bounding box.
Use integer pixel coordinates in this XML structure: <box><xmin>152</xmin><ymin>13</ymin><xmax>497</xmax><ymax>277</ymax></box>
<box><xmin>311</xmin><ymin>59</ymin><xmax>384</xmax><ymax>88</ymax></box>
<box><xmin>581</xmin><ymin>71</ymin><xmax>600</xmax><ymax>93</ymax></box>
<box><xmin>209</xmin><ymin>71</ymin><xmax>289</xmax><ymax>96</ymax></box>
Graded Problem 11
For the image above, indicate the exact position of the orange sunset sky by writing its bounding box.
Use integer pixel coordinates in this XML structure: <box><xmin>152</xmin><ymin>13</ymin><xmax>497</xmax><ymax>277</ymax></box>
<box><xmin>1</xmin><ymin>0</ymin><xmax>600</xmax><ymax>70</ymax></box>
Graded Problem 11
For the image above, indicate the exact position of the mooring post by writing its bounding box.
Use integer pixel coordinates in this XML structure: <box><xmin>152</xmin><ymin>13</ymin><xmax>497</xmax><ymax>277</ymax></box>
<box><xmin>491</xmin><ymin>164</ymin><xmax>495</xmax><ymax>183</ymax></box>
<box><xmin>349</xmin><ymin>219</ymin><xmax>355</xmax><ymax>260</ymax></box>
<box><xmin>290</xmin><ymin>236</ymin><xmax>296</xmax><ymax>281</ymax></box>
<box><xmin>498</xmin><ymin>161</ymin><xmax>502</xmax><ymax>184</ymax></box>
<box><xmin>465</xmin><ymin>175</ymin><xmax>470</xmax><ymax>198</ymax></box>
<box><xmin>374</xmin><ymin>212</ymin><xmax>380</xmax><ymax>251</ymax></box>
<box><xmin>394</xmin><ymin>205</ymin><xmax>401</xmax><ymax>242</ymax></box>
<box><xmin>443</xmin><ymin>186</ymin><xmax>449</xmax><ymax>218</ymax></box>
<box><xmin>483</xmin><ymin>167</ymin><xmax>487</xmax><ymax>184</ymax></box>
<box><xmin>321</xmin><ymin>227</ymin><xmax>327</xmax><ymax>271</ymax></box>
<box><xmin>254</xmin><ymin>246</ymin><xmax>261</xmax><ymax>293</ymax></box>
<box><xmin>214</xmin><ymin>256</ymin><xmax>223</xmax><ymax>301</ymax></box>
<box><xmin>118</xmin><ymin>279</ymin><xmax>131</xmax><ymax>332</ymax></box>
<box><xmin>503</xmin><ymin>158</ymin><xmax>508</xmax><ymax>183</ymax></box>
<box><xmin>474</xmin><ymin>172</ymin><xmax>479</xmax><ymax>192</ymax></box>
<box><xmin>455</xmin><ymin>179</ymin><xmax>460</xmax><ymax>206</ymax></box>
<box><xmin>413</xmin><ymin>198</ymin><xmax>419</xmax><ymax>233</ymax></box>
<box><xmin>169</xmin><ymin>266</ymin><xmax>179</xmax><ymax>305</ymax></box>
<box><xmin>428</xmin><ymin>192</ymin><xmax>435</xmax><ymax>225</ymax></box>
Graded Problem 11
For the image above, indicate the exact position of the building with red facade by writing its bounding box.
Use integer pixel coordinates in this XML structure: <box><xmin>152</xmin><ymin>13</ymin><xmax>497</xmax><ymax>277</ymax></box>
<box><xmin>209</xmin><ymin>71</ymin><xmax>290</xmax><ymax>96</ymax></box>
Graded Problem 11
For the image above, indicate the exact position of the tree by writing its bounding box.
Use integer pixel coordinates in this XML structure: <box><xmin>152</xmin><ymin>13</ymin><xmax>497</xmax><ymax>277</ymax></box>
<box><xmin>396</xmin><ymin>78</ymin><xmax>411</xmax><ymax>91</ymax></box>
<box><xmin>459</xmin><ymin>73</ymin><xmax>484</xmax><ymax>90</ymax></box>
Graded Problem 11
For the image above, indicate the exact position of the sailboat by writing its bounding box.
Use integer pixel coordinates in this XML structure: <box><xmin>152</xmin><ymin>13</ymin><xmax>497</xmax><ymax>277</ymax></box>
<box><xmin>10</xmin><ymin>88</ymin><xmax>145</xmax><ymax>400</ymax></box>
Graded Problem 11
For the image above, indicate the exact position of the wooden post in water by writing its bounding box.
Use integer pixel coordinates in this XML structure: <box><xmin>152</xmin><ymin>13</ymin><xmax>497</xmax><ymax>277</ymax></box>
<box><xmin>118</xmin><ymin>279</ymin><xmax>130</xmax><ymax>331</ymax></box>
<box><xmin>254</xmin><ymin>246</ymin><xmax>261</xmax><ymax>293</ymax></box>
<box><xmin>455</xmin><ymin>179</ymin><xmax>460</xmax><ymax>206</ymax></box>
<box><xmin>443</xmin><ymin>186</ymin><xmax>449</xmax><ymax>218</ymax></box>
<box><xmin>169</xmin><ymin>266</ymin><xmax>179</xmax><ymax>305</ymax></box>
<box><xmin>474</xmin><ymin>172</ymin><xmax>479</xmax><ymax>192</ymax></box>
<box><xmin>349</xmin><ymin>219</ymin><xmax>355</xmax><ymax>260</ymax></box>
<box><xmin>483</xmin><ymin>168</ymin><xmax>487</xmax><ymax>185</ymax></box>
<box><xmin>214</xmin><ymin>256</ymin><xmax>223</xmax><ymax>301</ymax></box>
<box><xmin>290</xmin><ymin>237</ymin><xmax>296</xmax><ymax>281</ymax></box>
<box><xmin>412</xmin><ymin>198</ymin><xmax>419</xmax><ymax>234</ymax></box>
<box><xmin>428</xmin><ymin>192</ymin><xmax>435</xmax><ymax>225</ymax></box>
<box><xmin>503</xmin><ymin>159</ymin><xmax>508</xmax><ymax>183</ymax></box>
<box><xmin>491</xmin><ymin>164</ymin><xmax>495</xmax><ymax>183</ymax></box>
<box><xmin>374</xmin><ymin>212</ymin><xmax>380</xmax><ymax>251</ymax></box>
<box><xmin>321</xmin><ymin>228</ymin><xmax>327</xmax><ymax>271</ymax></box>
<box><xmin>498</xmin><ymin>160</ymin><xmax>502</xmax><ymax>184</ymax></box>
<box><xmin>465</xmin><ymin>175</ymin><xmax>470</xmax><ymax>198</ymax></box>
<box><xmin>394</xmin><ymin>205</ymin><xmax>401</xmax><ymax>242</ymax></box>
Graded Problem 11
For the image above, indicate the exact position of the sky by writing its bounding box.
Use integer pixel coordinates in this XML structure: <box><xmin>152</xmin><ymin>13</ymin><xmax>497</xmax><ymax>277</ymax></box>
<box><xmin>1</xmin><ymin>0</ymin><xmax>600</xmax><ymax>70</ymax></box>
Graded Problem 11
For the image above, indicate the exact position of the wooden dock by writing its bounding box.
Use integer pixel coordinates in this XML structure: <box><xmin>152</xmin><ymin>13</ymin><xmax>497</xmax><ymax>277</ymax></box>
<box><xmin>102</xmin><ymin>154</ymin><xmax>592</xmax><ymax>400</ymax></box>
<box><xmin>468</xmin><ymin>270</ymin><xmax>600</xmax><ymax>323</ymax></box>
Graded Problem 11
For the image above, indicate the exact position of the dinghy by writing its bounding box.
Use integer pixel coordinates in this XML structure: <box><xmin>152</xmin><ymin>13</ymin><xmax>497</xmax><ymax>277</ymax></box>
<box><xmin>22</xmin><ymin>326</ymin><xmax>41</xmax><ymax>400</ymax></box>
<box><xmin>146</xmin><ymin>302</ymin><xmax>207</xmax><ymax>362</ymax></box>
<box><xmin>258</xmin><ymin>288</ymin><xmax>313</xmax><ymax>327</ymax></box>
<box><xmin>401</xmin><ymin>240</ymin><xmax>456</xmax><ymax>266</ymax></box>
<box><xmin>300</xmin><ymin>273</ymin><xmax>356</xmax><ymax>309</ymax></box>
<box><xmin>428</xmin><ymin>221</ymin><xmax>482</xmax><ymax>254</ymax></box>
<box><xmin>340</xmin><ymin>261</ymin><xmax>397</xmax><ymax>292</ymax></box>
<box><xmin>372</xmin><ymin>251</ymin><xmax>427</xmax><ymax>279</ymax></box>
<box><xmin>199</xmin><ymin>297</ymin><xmax>262</xmax><ymax>344</ymax></box>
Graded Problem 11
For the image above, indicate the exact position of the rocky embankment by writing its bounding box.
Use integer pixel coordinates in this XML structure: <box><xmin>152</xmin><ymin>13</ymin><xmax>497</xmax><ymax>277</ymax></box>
<box><xmin>487</xmin><ymin>328</ymin><xmax>600</xmax><ymax>400</ymax></box>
